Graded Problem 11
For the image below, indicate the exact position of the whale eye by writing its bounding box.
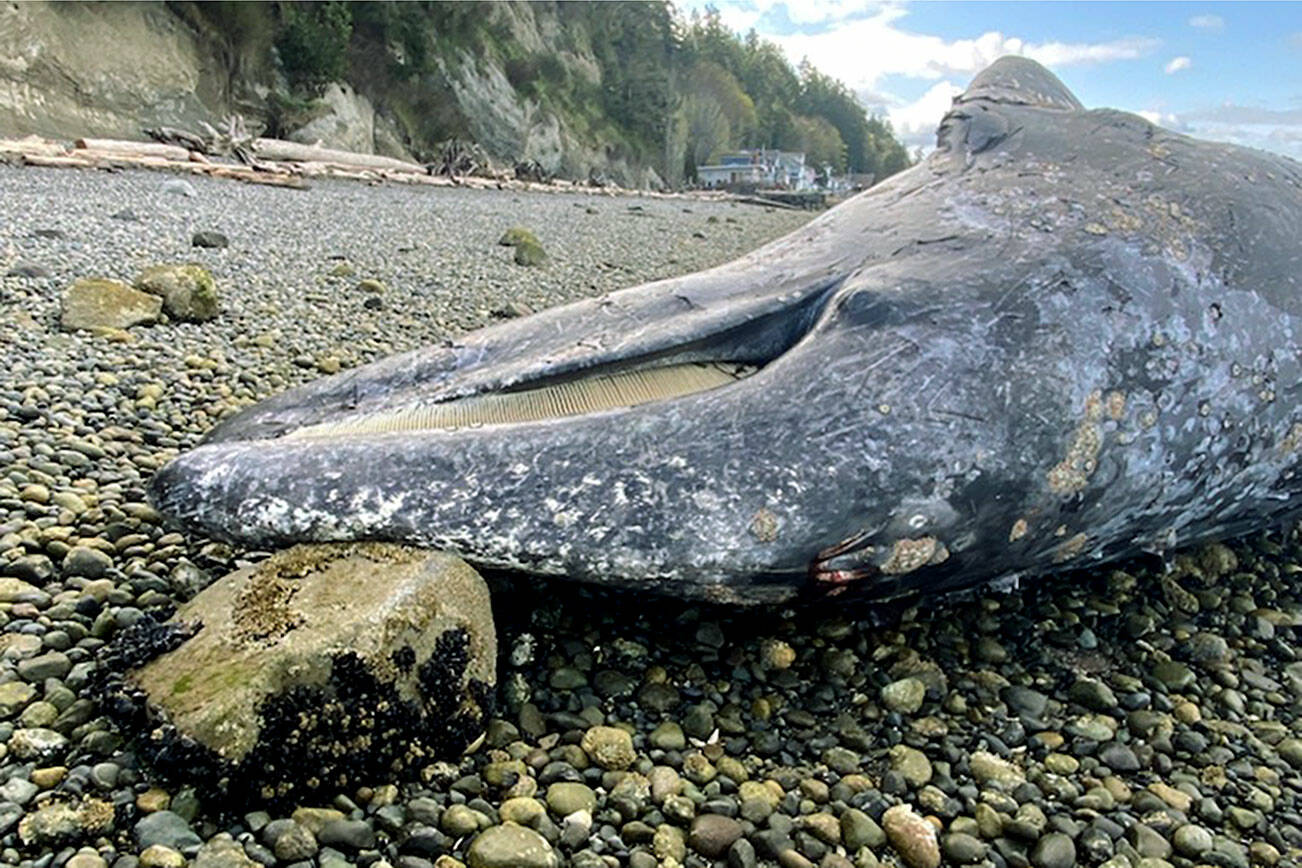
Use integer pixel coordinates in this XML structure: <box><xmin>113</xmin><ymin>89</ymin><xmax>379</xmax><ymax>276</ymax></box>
<box><xmin>830</xmin><ymin>287</ymin><xmax>894</xmax><ymax>326</ymax></box>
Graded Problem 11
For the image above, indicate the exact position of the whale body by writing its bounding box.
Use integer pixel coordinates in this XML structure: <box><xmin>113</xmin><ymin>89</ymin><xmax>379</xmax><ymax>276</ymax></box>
<box><xmin>150</xmin><ymin>57</ymin><xmax>1302</xmax><ymax>603</ymax></box>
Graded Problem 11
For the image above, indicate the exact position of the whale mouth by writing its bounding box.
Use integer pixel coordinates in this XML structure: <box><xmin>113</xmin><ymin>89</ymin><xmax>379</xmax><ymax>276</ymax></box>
<box><xmin>202</xmin><ymin>274</ymin><xmax>842</xmax><ymax>445</ymax></box>
<box><xmin>283</xmin><ymin>360</ymin><xmax>758</xmax><ymax>439</ymax></box>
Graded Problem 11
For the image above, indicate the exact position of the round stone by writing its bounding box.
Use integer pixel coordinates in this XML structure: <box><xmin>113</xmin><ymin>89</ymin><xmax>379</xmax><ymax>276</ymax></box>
<box><xmin>9</xmin><ymin>728</ymin><xmax>68</xmax><ymax>760</ymax></box>
<box><xmin>942</xmin><ymin>833</ymin><xmax>987</xmax><ymax>864</ymax></box>
<box><xmin>442</xmin><ymin>804</ymin><xmax>484</xmax><ymax>837</ymax></box>
<box><xmin>580</xmin><ymin>725</ymin><xmax>635</xmax><ymax>770</ymax></box>
<box><xmin>139</xmin><ymin>845</ymin><xmax>185</xmax><ymax>868</ymax></box>
<box><xmin>1032</xmin><ymin>832</ymin><xmax>1077</xmax><ymax>868</ymax></box>
<box><xmin>881</xmin><ymin>678</ymin><xmax>926</xmax><ymax>714</ymax></box>
<box><xmin>882</xmin><ymin>804</ymin><xmax>939</xmax><ymax>868</ymax></box>
<box><xmin>649</xmin><ymin>721</ymin><xmax>686</xmax><ymax>751</ymax></box>
<box><xmin>61</xmin><ymin>546</ymin><xmax>112</xmax><ymax>578</ymax></box>
<box><xmin>467</xmin><ymin>824</ymin><xmax>559</xmax><ymax>868</ymax></box>
<box><xmin>499</xmin><ymin>798</ymin><xmax>545</xmax><ymax>825</ymax></box>
<box><xmin>1172</xmin><ymin>824</ymin><xmax>1213</xmax><ymax>857</ymax></box>
<box><xmin>888</xmin><ymin>744</ymin><xmax>933</xmax><ymax>787</ymax></box>
<box><xmin>272</xmin><ymin>824</ymin><xmax>318</xmax><ymax>862</ymax></box>
<box><xmin>841</xmin><ymin>808</ymin><xmax>885</xmax><ymax>850</ymax></box>
<box><xmin>546</xmin><ymin>782</ymin><xmax>597</xmax><ymax>816</ymax></box>
<box><xmin>134</xmin><ymin>811</ymin><xmax>201</xmax><ymax>851</ymax></box>
<box><xmin>688</xmin><ymin>814</ymin><xmax>743</xmax><ymax>858</ymax></box>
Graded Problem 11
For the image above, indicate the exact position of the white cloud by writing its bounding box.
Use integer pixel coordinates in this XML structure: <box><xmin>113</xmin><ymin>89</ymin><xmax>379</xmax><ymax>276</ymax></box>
<box><xmin>711</xmin><ymin>3</ymin><xmax>768</xmax><ymax>35</ymax></box>
<box><xmin>780</xmin><ymin>0</ymin><xmax>880</xmax><ymax>25</ymax></box>
<box><xmin>1188</xmin><ymin>14</ymin><xmax>1224</xmax><ymax>31</ymax></box>
<box><xmin>885</xmin><ymin>80</ymin><xmax>964</xmax><ymax>147</ymax></box>
<box><xmin>1136</xmin><ymin>109</ymin><xmax>1180</xmax><ymax>128</ymax></box>
<box><xmin>1164</xmin><ymin>56</ymin><xmax>1192</xmax><ymax>74</ymax></box>
<box><xmin>1184</xmin><ymin>104</ymin><xmax>1302</xmax><ymax>126</ymax></box>
<box><xmin>761</xmin><ymin>4</ymin><xmax>1158</xmax><ymax>98</ymax></box>
<box><xmin>689</xmin><ymin>0</ymin><xmax>886</xmax><ymax>32</ymax></box>
<box><xmin>1156</xmin><ymin>104</ymin><xmax>1302</xmax><ymax>160</ymax></box>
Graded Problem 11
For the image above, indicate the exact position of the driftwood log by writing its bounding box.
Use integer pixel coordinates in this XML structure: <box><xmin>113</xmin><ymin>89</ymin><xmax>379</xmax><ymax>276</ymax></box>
<box><xmin>251</xmin><ymin>138</ymin><xmax>425</xmax><ymax>174</ymax></box>
<box><xmin>75</xmin><ymin>138</ymin><xmax>192</xmax><ymax>162</ymax></box>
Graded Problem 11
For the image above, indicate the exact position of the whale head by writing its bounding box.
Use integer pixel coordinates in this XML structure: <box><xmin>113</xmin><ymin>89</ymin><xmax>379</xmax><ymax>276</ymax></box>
<box><xmin>151</xmin><ymin>57</ymin><xmax>1302</xmax><ymax>603</ymax></box>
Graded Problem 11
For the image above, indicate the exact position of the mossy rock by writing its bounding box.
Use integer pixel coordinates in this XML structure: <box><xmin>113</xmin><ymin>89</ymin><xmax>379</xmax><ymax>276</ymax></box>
<box><xmin>134</xmin><ymin>264</ymin><xmax>220</xmax><ymax>322</ymax></box>
<box><xmin>513</xmin><ymin>241</ymin><xmax>547</xmax><ymax>267</ymax></box>
<box><xmin>60</xmin><ymin>278</ymin><xmax>162</xmax><ymax>331</ymax></box>
<box><xmin>116</xmin><ymin>543</ymin><xmax>496</xmax><ymax>803</ymax></box>
<box><xmin>498</xmin><ymin>227</ymin><xmax>540</xmax><ymax>247</ymax></box>
<box><xmin>356</xmin><ymin>278</ymin><xmax>387</xmax><ymax>293</ymax></box>
<box><xmin>328</xmin><ymin>261</ymin><xmax>356</xmax><ymax>278</ymax></box>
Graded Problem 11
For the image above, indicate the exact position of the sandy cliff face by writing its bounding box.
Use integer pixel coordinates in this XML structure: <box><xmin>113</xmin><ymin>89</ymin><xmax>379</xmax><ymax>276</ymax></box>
<box><xmin>0</xmin><ymin>1</ymin><xmax>664</xmax><ymax>187</ymax></box>
<box><xmin>0</xmin><ymin>2</ymin><xmax>229</xmax><ymax>138</ymax></box>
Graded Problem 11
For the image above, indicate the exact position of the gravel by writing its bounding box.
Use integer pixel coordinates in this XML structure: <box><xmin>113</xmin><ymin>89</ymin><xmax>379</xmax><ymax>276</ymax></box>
<box><xmin>1</xmin><ymin>163</ymin><xmax>1302</xmax><ymax>868</ymax></box>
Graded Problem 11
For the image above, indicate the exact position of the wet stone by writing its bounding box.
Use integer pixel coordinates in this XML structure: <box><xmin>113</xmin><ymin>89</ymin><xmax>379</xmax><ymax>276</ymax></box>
<box><xmin>17</xmin><ymin>651</ymin><xmax>71</xmax><ymax>682</ymax></box>
<box><xmin>272</xmin><ymin>824</ymin><xmax>317</xmax><ymax>862</ymax></box>
<box><xmin>467</xmin><ymin>824</ymin><xmax>559</xmax><ymax>868</ymax></box>
<box><xmin>1151</xmin><ymin>661</ymin><xmax>1195</xmax><ymax>691</ymax></box>
<box><xmin>191</xmin><ymin>230</ymin><xmax>229</xmax><ymax>249</ymax></box>
<box><xmin>119</xmin><ymin>544</ymin><xmax>496</xmax><ymax>802</ymax></box>
<box><xmin>580</xmin><ymin>726</ymin><xmax>635</xmax><ymax>770</ymax></box>
<box><xmin>882</xmin><ymin>804</ymin><xmax>939</xmax><ymax>868</ymax></box>
<box><xmin>62</xmin><ymin>546</ymin><xmax>113</xmax><ymax>578</ymax></box>
<box><xmin>9</xmin><ymin>727</ymin><xmax>68</xmax><ymax>759</ymax></box>
<box><xmin>545</xmin><ymin>783</ymin><xmax>596</xmax><ymax>816</ymax></box>
<box><xmin>191</xmin><ymin>833</ymin><xmax>258</xmax><ymax>868</ymax></box>
<box><xmin>649</xmin><ymin>721</ymin><xmax>686</xmax><ymax>751</ymax></box>
<box><xmin>881</xmin><ymin>678</ymin><xmax>926</xmax><ymax>714</ymax></box>
<box><xmin>1068</xmin><ymin>678</ymin><xmax>1117</xmax><ymax>711</ymax></box>
<box><xmin>134</xmin><ymin>811</ymin><xmax>201</xmax><ymax>852</ymax></box>
<box><xmin>943</xmin><ymin>833</ymin><xmax>987</xmax><ymax>864</ymax></box>
<box><xmin>1032</xmin><ymin>832</ymin><xmax>1077</xmax><ymax>868</ymax></box>
<box><xmin>1172</xmin><ymin>824</ymin><xmax>1212</xmax><ymax>857</ymax></box>
<box><xmin>688</xmin><ymin>813</ymin><xmax>743</xmax><ymax>857</ymax></box>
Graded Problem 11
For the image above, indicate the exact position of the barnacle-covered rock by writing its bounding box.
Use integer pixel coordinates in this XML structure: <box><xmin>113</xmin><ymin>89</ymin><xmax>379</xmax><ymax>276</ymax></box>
<box><xmin>98</xmin><ymin>543</ymin><xmax>495</xmax><ymax>803</ymax></box>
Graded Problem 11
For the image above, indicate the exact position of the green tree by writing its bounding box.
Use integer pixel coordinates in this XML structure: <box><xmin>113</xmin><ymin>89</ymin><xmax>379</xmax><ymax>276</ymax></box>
<box><xmin>790</xmin><ymin>114</ymin><xmax>846</xmax><ymax>173</ymax></box>
<box><xmin>586</xmin><ymin>2</ymin><xmax>678</xmax><ymax>157</ymax></box>
<box><xmin>276</xmin><ymin>1</ymin><xmax>353</xmax><ymax>93</ymax></box>
<box><xmin>679</xmin><ymin>60</ymin><xmax>755</xmax><ymax>166</ymax></box>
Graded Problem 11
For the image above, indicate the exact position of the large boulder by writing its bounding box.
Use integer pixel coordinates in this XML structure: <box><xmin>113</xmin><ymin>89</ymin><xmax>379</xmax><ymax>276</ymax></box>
<box><xmin>287</xmin><ymin>82</ymin><xmax>375</xmax><ymax>155</ymax></box>
<box><xmin>61</xmin><ymin>278</ymin><xmax>162</xmax><ymax>331</ymax></box>
<box><xmin>112</xmin><ymin>543</ymin><xmax>496</xmax><ymax>802</ymax></box>
<box><xmin>134</xmin><ymin>264</ymin><xmax>220</xmax><ymax>322</ymax></box>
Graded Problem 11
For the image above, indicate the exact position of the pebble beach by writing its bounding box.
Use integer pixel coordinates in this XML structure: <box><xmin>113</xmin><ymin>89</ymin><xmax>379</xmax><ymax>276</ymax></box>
<box><xmin>0</xmin><ymin>164</ymin><xmax>1300</xmax><ymax>868</ymax></box>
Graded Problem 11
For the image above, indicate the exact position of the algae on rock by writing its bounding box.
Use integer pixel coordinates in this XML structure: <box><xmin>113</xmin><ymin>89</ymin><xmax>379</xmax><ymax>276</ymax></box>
<box><xmin>60</xmin><ymin>278</ymin><xmax>162</xmax><ymax>331</ymax></box>
<box><xmin>134</xmin><ymin>264</ymin><xmax>220</xmax><ymax>322</ymax></box>
<box><xmin>121</xmin><ymin>543</ymin><xmax>496</xmax><ymax>801</ymax></box>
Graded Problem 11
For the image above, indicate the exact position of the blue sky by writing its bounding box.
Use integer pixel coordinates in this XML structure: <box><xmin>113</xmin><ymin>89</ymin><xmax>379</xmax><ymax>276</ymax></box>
<box><xmin>678</xmin><ymin>1</ymin><xmax>1302</xmax><ymax>160</ymax></box>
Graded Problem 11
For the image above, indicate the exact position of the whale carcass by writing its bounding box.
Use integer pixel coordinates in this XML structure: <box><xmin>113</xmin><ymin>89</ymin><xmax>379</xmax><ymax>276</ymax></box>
<box><xmin>149</xmin><ymin>57</ymin><xmax>1302</xmax><ymax>604</ymax></box>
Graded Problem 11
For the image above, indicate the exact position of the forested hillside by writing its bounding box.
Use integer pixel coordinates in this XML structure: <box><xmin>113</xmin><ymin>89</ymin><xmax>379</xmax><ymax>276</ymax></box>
<box><xmin>208</xmin><ymin>1</ymin><xmax>913</xmax><ymax>185</ymax></box>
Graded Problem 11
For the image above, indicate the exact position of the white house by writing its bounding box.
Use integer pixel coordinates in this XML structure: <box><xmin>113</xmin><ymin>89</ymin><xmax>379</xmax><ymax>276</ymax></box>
<box><xmin>695</xmin><ymin>149</ymin><xmax>813</xmax><ymax>191</ymax></box>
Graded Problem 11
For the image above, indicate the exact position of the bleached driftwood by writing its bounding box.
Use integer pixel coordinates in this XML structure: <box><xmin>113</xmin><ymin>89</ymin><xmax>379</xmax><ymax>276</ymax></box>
<box><xmin>75</xmin><ymin>138</ymin><xmax>192</xmax><ymax>161</ymax></box>
<box><xmin>21</xmin><ymin>154</ymin><xmax>91</xmax><ymax>168</ymax></box>
<box><xmin>252</xmin><ymin>138</ymin><xmax>425</xmax><ymax>174</ymax></box>
<box><xmin>0</xmin><ymin>136</ymin><xmax>69</xmax><ymax>157</ymax></box>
